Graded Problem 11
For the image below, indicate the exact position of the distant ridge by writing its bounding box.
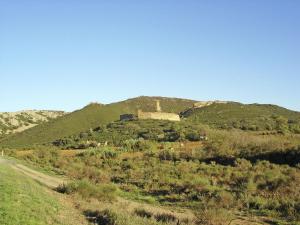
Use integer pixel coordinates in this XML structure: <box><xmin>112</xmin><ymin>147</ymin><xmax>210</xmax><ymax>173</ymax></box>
<box><xmin>0</xmin><ymin>110</ymin><xmax>65</xmax><ymax>136</ymax></box>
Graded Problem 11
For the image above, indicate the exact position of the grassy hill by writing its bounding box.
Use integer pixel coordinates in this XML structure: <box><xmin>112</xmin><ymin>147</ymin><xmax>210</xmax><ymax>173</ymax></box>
<box><xmin>2</xmin><ymin>98</ymin><xmax>300</xmax><ymax>149</ymax></box>
<box><xmin>182</xmin><ymin>102</ymin><xmax>300</xmax><ymax>132</ymax></box>
<box><xmin>0</xmin><ymin>97</ymin><xmax>195</xmax><ymax>148</ymax></box>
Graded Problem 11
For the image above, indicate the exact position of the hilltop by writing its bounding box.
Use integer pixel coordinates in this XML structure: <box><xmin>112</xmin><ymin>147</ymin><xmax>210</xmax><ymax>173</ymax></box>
<box><xmin>0</xmin><ymin>97</ymin><xmax>195</xmax><ymax>148</ymax></box>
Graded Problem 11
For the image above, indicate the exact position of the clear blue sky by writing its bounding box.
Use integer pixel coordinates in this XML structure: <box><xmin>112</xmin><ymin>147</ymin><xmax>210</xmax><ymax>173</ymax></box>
<box><xmin>1</xmin><ymin>0</ymin><xmax>299</xmax><ymax>112</ymax></box>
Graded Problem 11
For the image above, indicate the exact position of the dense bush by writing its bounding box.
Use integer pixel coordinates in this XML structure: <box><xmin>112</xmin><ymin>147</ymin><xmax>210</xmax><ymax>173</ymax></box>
<box><xmin>134</xmin><ymin>209</ymin><xmax>153</xmax><ymax>219</ymax></box>
<box><xmin>84</xmin><ymin>209</ymin><xmax>118</xmax><ymax>225</ymax></box>
<box><xmin>158</xmin><ymin>149</ymin><xmax>179</xmax><ymax>162</ymax></box>
<box><xmin>155</xmin><ymin>213</ymin><xmax>177</xmax><ymax>223</ymax></box>
<box><xmin>51</xmin><ymin>120</ymin><xmax>209</xmax><ymax>149</ymax></box>
<box><xmin>196</xmin><ymin>208</ymin><xmax>233</xmax><ymax>225</ymax></box>
<box><xmin>56</xmin><ymin>180</ymin><xmax>117</xmax><ymax>202</ymax></box>
<box><xmin>185</xmin><ymin>132</ymin><xmax>201</xmax><ymax>142</ymax></box>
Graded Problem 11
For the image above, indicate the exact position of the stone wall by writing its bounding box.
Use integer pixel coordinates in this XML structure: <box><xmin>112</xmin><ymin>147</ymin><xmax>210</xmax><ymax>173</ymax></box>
<box><xmin>137</xmin><ymin>110</ymin><xmax>180</xmax><ymax>121</ymax></box>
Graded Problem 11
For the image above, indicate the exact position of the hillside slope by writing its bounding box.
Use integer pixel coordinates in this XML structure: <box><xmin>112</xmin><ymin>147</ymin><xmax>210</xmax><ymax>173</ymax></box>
<box><xmin>0</xmin><ymin>110</ymin><xmax>65</xmax><ymax>136</ymax></box>
<box><xmin>3</xmin><ymin>98</ymin><xmax>300</xmax><ymax>149</ymax></box>
<box><xmin>183</xmin><ymin>102</ymin><xmax>300</xmax><ymax>132</ymax></box>
<box><xmin>0</xmin><ymin>97</ymin><xmax>195</xmax><ymax>148</ymax></box>
<box><xmin>0</xmin><ymin>160</ymin><xmax>88</xmax><ymax>225</ymax></box>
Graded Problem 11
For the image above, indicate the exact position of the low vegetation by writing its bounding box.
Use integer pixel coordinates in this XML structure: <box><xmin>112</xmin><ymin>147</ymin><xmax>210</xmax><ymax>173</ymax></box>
<box><xmin>183</xmin><ymin>102</ymin><xmax>300</xmax><ymax>133</ymax></box>
<box><xmin>13</xmin><ymin>128</ymin><xmax>300</xmax><ymax>224</ymax></box>
<box><xmin>2</xmin><ymin>97</ymin><xmax>300</xmax><ymax>149</ymax></box>
<box><xmin>2</xmin><ymin>97</ymin><xmax>300</xmax><ymax>224</ymax></box>
<box><xmin>56</xmin><ymin>180</ymin><xmax>117</xmax><ymax>202</ymax></box>
<box><xmin>52</xmin><ymin>119</ymin><xmax>208</xmax><ymax>149</ymax></box>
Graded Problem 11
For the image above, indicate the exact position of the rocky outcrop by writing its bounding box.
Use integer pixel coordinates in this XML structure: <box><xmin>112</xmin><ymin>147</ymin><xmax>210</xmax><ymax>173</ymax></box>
<box><xmin>0</xmin><ymin>110</ymin><xmax>65</xmax><ymax>135</ymax></box>
<box><xmin>193</xmin><ymin>101</ymin><xmax>228</xmax><ymax>108</ymax></box>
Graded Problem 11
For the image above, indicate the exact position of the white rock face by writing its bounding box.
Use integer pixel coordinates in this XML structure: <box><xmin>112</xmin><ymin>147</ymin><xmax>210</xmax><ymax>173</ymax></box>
<box><xmin>0</xmin><ymin>110</ymin><xmax>65</xmax><ymax>135</ymax></box>
<box><xmin>193</xmin><ymin>101</ymin><xmax>228</xmax><ymax>108</ymax></box>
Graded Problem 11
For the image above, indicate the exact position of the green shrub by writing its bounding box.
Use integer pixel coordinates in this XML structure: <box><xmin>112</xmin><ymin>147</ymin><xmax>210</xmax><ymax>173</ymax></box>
<box><xmin>121</xmin><ymin>139</ymin><xmax>153</xmax><ymax>152</ymax></box>
<box><xmin>215</xmin><ymin>191</ymin><xmax>235</xmax><ymax>209</ymax></box>
<box><xmin>278</xmin><ymin>201</ymin><xmax>300</xmax><ymax>221</ymax></box>
<box><xmin>186</xmin><ymin>132</ymin><xmax>201</xmax><ymax>142</ymax></box>
<box><xmin>56</xmin><ymin>180</ymin><xmax>117</xmax><ymax>201</ymax></box>
<box><xmin>196</xmin><ymin>208</ymin><xmax>233</xmax><ymax>225</ymax></box>
<box><xmin>134</xmin><ymin>208</ymin><xmax>153</xmax><ymax>218</ymax></box>
<box><xmin>56</xmin><ymin>182</ymin><xmax>78</xmax><ymax>194</ymax></box>
<box><xmin>248</xmin><ymin>196</ymin><xmax>267</xmax><ymax>210</ymax></box>
<box><xmin>164</xmin><ymin>131</ymin><xmax>181</xmax><ymax>142</ymax></box>
<box><xmin>158</xmin><ymin>149</ymin><xmax>179</xmax><ymax>162</ymax></box>
<box><xmin>102</xmin><ymin>149</ymin><xmax>118</xmax><ymax>159</ymax></box>
<box><xmin>154</xmin><ymin>213</ymin><xmax>177</xmax><ymax>223</ymax></box>
<box><xmin>84</xmin><ymin>209</ymin><xmax>118</xmax><ymax>225</ymax></box>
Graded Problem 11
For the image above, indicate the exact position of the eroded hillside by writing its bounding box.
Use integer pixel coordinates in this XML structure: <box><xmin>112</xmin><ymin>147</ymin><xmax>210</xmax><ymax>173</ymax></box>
<box><xmin>0</xmin><ymin>110</ymin><xmax>65</xmax><ymax>136</ymax></box>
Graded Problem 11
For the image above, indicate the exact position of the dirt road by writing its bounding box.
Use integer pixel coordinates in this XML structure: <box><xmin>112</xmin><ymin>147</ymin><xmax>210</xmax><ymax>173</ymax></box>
<box><xmin>0</xmin><ymin>157</ymin><xmax>66</xmax><ymax>189</ymax></box>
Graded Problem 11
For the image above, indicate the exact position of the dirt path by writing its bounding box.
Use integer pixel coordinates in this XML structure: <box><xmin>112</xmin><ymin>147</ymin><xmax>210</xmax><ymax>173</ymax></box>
<box><xmin>0</xmin><ymin>157</ymin><xmax>90</xmax><ymax>225</ymax></box>
<box><xmin>0</xmin><ymin>157</ymin><xmax>66</xmax><ymax>189</ymax></box>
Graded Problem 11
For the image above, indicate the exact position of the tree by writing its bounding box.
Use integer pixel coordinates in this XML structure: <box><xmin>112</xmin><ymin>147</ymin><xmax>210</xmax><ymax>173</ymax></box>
<box><xmin>274</xmin><ymin>116</ymin><xmax>288</xmax><ymax>134</ymax></box>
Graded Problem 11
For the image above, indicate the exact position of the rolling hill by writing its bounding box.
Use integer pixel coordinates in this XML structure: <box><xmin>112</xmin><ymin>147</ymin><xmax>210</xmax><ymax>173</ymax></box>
<box><xmin>182</xmin><ymin>102</ymin><xmax>300</xmax><ymax>132</ymax></box>
<box><xmin>1</xmin><ymin>97</ymin><xmax>300</xmax><ymax>149</ymax></box>
<box><xmin>0</xmin><ymin>96</ymin><xmax>195</xmax><ymax>148</ymax></box>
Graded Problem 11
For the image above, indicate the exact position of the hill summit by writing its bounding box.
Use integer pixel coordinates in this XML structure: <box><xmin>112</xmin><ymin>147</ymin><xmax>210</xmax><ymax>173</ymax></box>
<box><xmin>0</xmin><ymin>97</ymin><xmax>195</xmax><ymax>148</ymax></box>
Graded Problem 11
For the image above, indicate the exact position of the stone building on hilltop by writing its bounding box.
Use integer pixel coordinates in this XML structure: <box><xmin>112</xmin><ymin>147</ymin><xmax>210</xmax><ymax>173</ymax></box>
<box><xmin>120</xmin><ymin>100</ymin><xmax>180</xmax><ymax>122</ymax></box>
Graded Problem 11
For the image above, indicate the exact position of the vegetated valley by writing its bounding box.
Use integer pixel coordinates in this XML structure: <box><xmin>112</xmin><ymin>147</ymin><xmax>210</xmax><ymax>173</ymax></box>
<box><xmin>1</xmin><ymin>96</ymin><xmax>300</xmax><ymax>225</ymax></box>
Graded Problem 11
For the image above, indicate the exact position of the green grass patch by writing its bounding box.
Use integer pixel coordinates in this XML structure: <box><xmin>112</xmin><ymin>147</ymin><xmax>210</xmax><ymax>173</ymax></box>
<box><xmin>0</xmin><ymin>164</ymin><xmax>64</xmax><ymax>225</ymax></box>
